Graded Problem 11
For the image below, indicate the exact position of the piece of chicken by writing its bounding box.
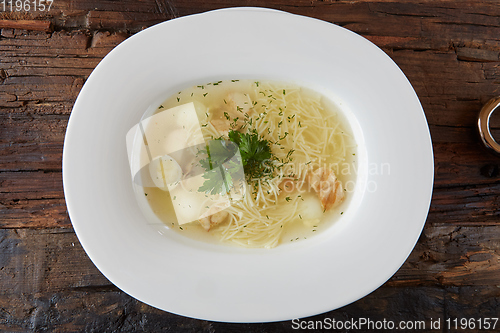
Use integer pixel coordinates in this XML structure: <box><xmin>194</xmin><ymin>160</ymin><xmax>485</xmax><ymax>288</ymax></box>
<box><xmin>210</xmin><ymin>92</ymin><xmax>254</xmax><ymax>134</ymax></box>
<box><xmin>308</xmin><ymin>167</ymin><xmax>344</xmax><ymax>211</ymax></box>
<box><xmin>198</xmin><ymin>202</ymin><xmax>230</xmax><ymax>231</ymax></box>
<box><xmin>278</xmin><ymin>177</ymin><xmax>307</xmax><ymax>193</ymax></box>
<box><xmin>210</xmin><ymin>118</ymin><xmax>232</xmax><ymax>135</ymax></box>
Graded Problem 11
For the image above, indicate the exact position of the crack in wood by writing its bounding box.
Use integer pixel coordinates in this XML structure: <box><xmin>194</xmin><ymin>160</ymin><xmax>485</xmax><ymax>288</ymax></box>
<box><xmin>69</xmin><ymin>284</ymin><xmax>121</xmax><ymax>293</ymax></box>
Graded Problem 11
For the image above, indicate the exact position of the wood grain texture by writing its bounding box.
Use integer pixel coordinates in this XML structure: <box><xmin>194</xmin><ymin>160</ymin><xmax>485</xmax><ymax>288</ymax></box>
<box><xmin>0</xmin><ymin>19</ymin><xmax>52</xmax><ymax>32</ymax></box>
<box><xmin>1</xmin><ymin>0</ymin><xmax>499</xmax><ymax>331</ymax></box>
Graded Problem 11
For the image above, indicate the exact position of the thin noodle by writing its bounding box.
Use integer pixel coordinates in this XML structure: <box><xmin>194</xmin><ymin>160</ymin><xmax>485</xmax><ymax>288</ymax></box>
<box><xmin>159</xmin><ymin>80</ymin><xmax>352</xmax><ymax>248</ymax></box>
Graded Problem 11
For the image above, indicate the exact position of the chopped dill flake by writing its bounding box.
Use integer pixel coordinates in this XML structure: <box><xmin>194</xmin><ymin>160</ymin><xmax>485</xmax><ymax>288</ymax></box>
<box><xmin>299</xmin><ymin>214</ymin><xmax>302</xmax><ymax>219</ymax></box>
<box><xmin>173</xmin><ymin>196</ymin><xmax>176</xmax><ymax>200</ymax></box>
<box><xmin>179</xmin><ymin>226</ymin><xmax>183</xmax><ymax>230</ymax></box>
<box><xmin>255</xmin><ymin>81</ymin><xmax>260</xmax><ymax>87</ymax></box>
<box><xmin>177</xmin><ymin>97</ymin><xmax>180</xmax><ymax>102</ymax></box>
<box><xmin>201</xmin><ymin>124</ymin><xmax>207</xmax><ymax>127</ymax></box>
<box><xmin>285</xmin><ymin>196</ymin><xmax>291</xmax><ymax>202</ymax></box>
<box><xmin>283</xmin><ymin>89</ymin><xmax>286</xmax><ymax>95</ymax></box>
<box><xmin>266</xmin><ymin>215</ymin><xmax>269</xmax><ymax>219</ymax></box>
<box><xmin>341</xmin><ymin>212</ymin><xmax>344</xmax><ymax>215</ymax></box>
<box><xmin>224</xmin><ymin>99</ymin><xmax>227</xmax><ymax>104</ymax></box>
<box><xmin>197</xmin><ymin>85</ymin><xmax>204</xmax><ymax>89</ymax></box>
<box><xmin>144</xmin><ymin>193</ymin><xmax>148</xmax><ymax>196</ymax></box>
<box><xmin>231</xmin><ymin>79</ymin><xmax>239</xmax><ymax>82</ymax></box>
<box><xmin>203</xmin><ymin>93</ymin><xmax>208</xmax><ymax>97</ymax></box>
<box><xmin>158</xmin><ymin>105</ymin><xmax>164</xmax><ymax>109</ymax></box>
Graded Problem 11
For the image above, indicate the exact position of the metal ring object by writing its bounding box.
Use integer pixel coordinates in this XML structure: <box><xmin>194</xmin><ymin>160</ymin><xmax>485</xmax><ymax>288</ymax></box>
<box><xmin>478</xmin><ymin>96</ymin><xmax>500</xmax><ymax>157</ymax></box>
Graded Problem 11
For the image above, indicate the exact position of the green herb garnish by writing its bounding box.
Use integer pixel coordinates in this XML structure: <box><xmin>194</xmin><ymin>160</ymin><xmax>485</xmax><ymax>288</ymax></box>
<box><xmin>197</xmin><ymin>129</ymin><xmax>275</xmax><ymax>195</ymax></box>
<box><xmin>228</xmin><ymin>130</ymin><xmax>273</xmax><ymax>179</ymax></box>
<box><xmin>197</xmin><ymin>140</ymin><xmax>241</xmax><ymax>195</ymax></box>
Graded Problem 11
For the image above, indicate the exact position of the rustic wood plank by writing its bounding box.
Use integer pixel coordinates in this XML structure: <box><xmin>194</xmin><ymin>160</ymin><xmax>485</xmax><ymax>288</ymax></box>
<box><xmin>1</xmin><ymin>75</ymin><xmax>84</xmax><ymax>103</ymax></box>
<box><xmin>456</xmin><ymin>47</ymin><xmax>500</xmax><ymax>62</ymax></box>
<box><xmin>0</xmin><ymin>20</ymin><xmax>52</xmax><ymax>32</ymax></box>
<box><xmin>0</xmin><ymin>30</ymin><xmax>126</xmax><ymax>57</ymax></box>
<box><xmin>389</xmin><ymin>225</ymin><xmax>500</xmax><ymax>286</ymax></box>
<box><xmin>0</xmin><ymin>113</ymin><xmax>68</xmax><ymax>145</ymax></box>
<box><xmin>389</xmin><ymin>50</ymin><xmax>500</xmax><ymax>128</ymax></box>
<box><xmin>442</xmin><ymin>286</ymin><xmax>500</xmax><ymax>321</ymax></box>
<box><xmin>433</xmin><ymin>141</ymin><xmax>500</xmax><ymax>188</ymax></box>
<box><xmin>0</xmin><ymin>198</ymin><xmax>69</xmax><ymax>228</ymax></box>
<box><xmin>0</xmin><ymin>171</ymin><xmax>63</xmax><ymax>199</ymax></box>
<box><xmin>0</xmin><ymin>229</ymin><xmax>108</xmax><ymax>294</ymax></box>
<box><xmin>429</xmin><ymin>185</ymin><xmax>500</xmax><ymax>225</ymax></box>
<box><xmin>87</xmin><ymin>10</ymin><xmax>168</xmax><ymax>31</ymax></box>
<box><xmin>0</xmin><ymin>142</ymin><xmax>63</xmax><ymax>172</ymax></box>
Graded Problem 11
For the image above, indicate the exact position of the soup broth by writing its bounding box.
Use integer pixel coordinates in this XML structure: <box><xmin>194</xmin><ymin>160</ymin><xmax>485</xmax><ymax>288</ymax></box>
<box><xmin>140</xmin><ymin>79</ymin><xmax>357</xmax><ymax>248</ymax></box>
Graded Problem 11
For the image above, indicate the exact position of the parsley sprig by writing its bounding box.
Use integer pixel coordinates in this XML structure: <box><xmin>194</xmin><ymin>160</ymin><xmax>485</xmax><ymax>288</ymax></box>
<box><xmin>198</xmin><ymin>130</ymin><xmax>275</xmax><ymax>195</ymax></box>
<box><xmin>228</xmin><ymin>130</ymin><xmax>273</xmax><ymax>179</ymax></box>
<box><xmin>197</xmin><ymin>140</ymin><xmax>241</xmax><ymax>195</ymax></box>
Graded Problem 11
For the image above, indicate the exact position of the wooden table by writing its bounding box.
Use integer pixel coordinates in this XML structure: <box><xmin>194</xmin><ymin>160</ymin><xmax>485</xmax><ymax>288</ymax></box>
<box><xmin>1</xmin><ymin>0</ymin><xmax>499</xmax><ymax>331</ymax></box>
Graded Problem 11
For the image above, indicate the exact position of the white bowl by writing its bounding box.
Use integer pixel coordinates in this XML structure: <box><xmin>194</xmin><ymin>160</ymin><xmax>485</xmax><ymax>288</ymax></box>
<box><xmin>63</xmin><ymin>7</ymin><xmax>433</xmax><ymax>322</ymax></box>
